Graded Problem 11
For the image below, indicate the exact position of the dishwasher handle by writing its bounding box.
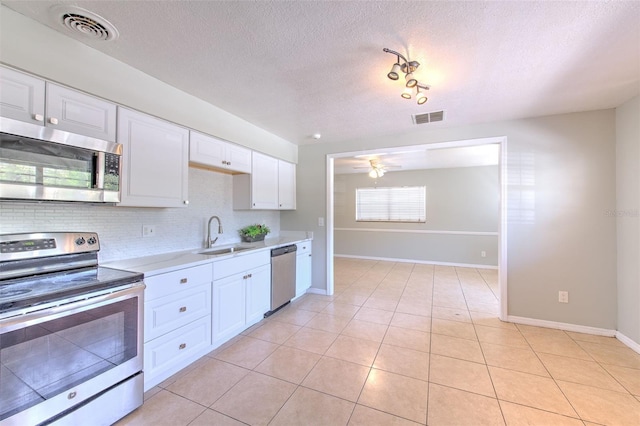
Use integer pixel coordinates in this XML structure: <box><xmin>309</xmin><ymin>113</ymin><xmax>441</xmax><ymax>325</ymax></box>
<box><xmin>271</xmin><ymin>244</ymin><xmax>297</xmax><ymax>257</ymax></box>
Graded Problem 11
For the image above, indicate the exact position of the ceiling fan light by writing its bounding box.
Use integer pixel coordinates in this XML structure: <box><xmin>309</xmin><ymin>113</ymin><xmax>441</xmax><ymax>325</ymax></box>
<box><xmin>368</xmin><ymin>169</ymin><xmax>378</xmax><ymax>178</ymax></box>
<box><xmin>405</xmin><ymin>72</ymin><xmax>417</xmax><ymax>88</ymax></box>
<box><xmin>401</xmin><ymin>87</ymin><xmax>412</xmax><ymax>99</ymax></box>
<box><xmin>387</xmin><ymin>63</ymin><xmax>402</xmax><ymax>80</ymax></box>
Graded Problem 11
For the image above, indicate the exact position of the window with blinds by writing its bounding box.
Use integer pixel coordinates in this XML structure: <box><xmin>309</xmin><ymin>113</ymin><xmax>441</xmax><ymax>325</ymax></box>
<box><xmin>356</xmin><ymin>186</ymin><xmax>426</xmax><ymax>222</ymax></box>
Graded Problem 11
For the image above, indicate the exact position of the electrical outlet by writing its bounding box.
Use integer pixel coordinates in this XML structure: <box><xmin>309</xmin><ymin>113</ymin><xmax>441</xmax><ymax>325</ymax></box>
<box><xmin>142</xmin><ymin>225</ymin><xmax>156</xmax><ymax>237</ymax></box>
<box><xmin>481</xmin><ymin>251</ymin><xmax>486</xmax><ymax>258</ymax></box>
<box><xmin>558</xmin><ymin>291</ymin><xmax>569</xmax><ymax>303</ymax></box>
<box><xmin>318</xmin><ymin>217</ymin><xmax>325</xmax><ymax>227</ymax></box>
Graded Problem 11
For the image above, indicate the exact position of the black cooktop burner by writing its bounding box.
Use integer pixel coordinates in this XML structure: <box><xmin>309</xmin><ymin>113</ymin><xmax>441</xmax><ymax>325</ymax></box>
<box><xmin>0</xmin><ymin>266</ymin><xmax>143</xmax><ymax>317</ymax></box>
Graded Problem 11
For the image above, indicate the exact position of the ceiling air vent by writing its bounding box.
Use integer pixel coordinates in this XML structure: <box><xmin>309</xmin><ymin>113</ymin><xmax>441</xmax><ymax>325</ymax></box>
<box><xmin>51</xmin><ymin>5</ymin><xmax>119</xmax><ymax>41</ymax></box>
<box><xmin>412</xmin><ymin>110</ymin><xmax>445</xmax><ymax>125</ymax></box>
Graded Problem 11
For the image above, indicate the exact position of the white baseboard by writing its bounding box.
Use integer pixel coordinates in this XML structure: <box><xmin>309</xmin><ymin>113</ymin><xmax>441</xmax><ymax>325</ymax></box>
<box><xmin>507</xmin><ymin>315</ymin><xmax>616</xmax><ymax>337</ymax></box>
<box><xmin>615</xmin><ymin>331</ymin><xmax>640</xmax><ymax>354</ymax></box>
<box><xmin>306</xmin><ymin>287</ymin><xmax>328</xmax><ymax>296</ymax></box>
<box><xmin>335</xmin><ymin>254</ymin><xmax>498</xmax><ymax>270</ymax></box>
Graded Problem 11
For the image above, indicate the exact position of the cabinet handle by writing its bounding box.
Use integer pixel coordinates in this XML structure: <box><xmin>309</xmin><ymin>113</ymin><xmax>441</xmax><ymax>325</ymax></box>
<box><xmin>179</xmin><ymin>343</ymin><xmax>186</xmax><ymax>350</ymax></box>
<box><xmin>34</xmin><ymin>114</ymin><xmax>44</xmax><ymax>122</ymax></box>
<box><xmin>243</xmin><ymin>275</ymin><xmax>247</xmax><ymax>279</ymax></box>
<box><xmin>67</xmin><ymin>391</ymin><xmax>77</xmax><ymax>400</ymax></box>
<box><xmin>248</xmin><ymin>273</ymin><xmax>252</xmax><ymax>278</ymax></box>
<box><xmin>183</xmin><ymin>200</ymin><xmax>189</xmax><ymax>205</ymax></box>
<box><xmin>49</xmin><ymin>117</ymin><xmax>59</xmax><ymax>125</ymax></box>
<box><xmin>179</xmin><ymin>306</ymin><xmax>187</xmax><ymax>313</ymax></box>
<box><xmin>228</xmin><ymin>162</ymin><xmax>231</xmax><ymax>165</ymax></box>
<box><xmin>180</xmin><ymin>278</ymin><xmax>188</xmax><ymax>284</ymax></box>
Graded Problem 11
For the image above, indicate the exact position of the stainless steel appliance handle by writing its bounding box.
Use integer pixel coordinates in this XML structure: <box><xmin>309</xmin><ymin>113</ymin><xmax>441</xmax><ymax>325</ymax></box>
<box><xmin>0</xmin><ymin>283</ymin><xmax>145</xmax><ymax>333</ymax></box>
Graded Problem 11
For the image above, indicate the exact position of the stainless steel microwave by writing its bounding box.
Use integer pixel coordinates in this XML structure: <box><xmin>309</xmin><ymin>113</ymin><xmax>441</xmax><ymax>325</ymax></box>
<box><xmin>0</xmin><ymin>117</ymin><xmax>122</xmax><ymax>203</ymax></box>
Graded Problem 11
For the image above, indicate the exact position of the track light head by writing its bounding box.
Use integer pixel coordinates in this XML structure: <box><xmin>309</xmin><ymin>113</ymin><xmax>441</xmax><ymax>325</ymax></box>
<box><xmin>405</xmin><ymin>72</ymin><xmax>418</xmax><ymax>88</ymax></box>
<box><xmin>387</xmin><ymin>63</ymin><xmax>402</xmax><ymax>80</ymax></box>
<box><xmin>401</xmin><ymin>87</ymin><xmax>412</xmax><ymax>99</ymax></box>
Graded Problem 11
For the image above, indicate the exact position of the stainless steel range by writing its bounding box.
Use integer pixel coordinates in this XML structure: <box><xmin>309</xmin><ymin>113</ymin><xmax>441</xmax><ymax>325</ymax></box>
<box><xmin>0</xmin><ymin>232</ymin><xmax>145</xmax><ymax>425</ymax></box>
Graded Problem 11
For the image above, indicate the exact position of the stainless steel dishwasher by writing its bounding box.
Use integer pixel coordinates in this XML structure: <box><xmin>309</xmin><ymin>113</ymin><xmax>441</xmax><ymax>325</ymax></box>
<box><xmin>269</xmin><ymin>244</ymin><xmax>297</xmax><ymax>314</ymax></box>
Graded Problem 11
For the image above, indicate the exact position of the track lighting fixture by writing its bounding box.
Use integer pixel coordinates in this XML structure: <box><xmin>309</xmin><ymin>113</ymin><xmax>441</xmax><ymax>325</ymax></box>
<box><xmin>383</xmin><ymin>47</ymin><xmax>430</xmax><ymax>105</ymax></box>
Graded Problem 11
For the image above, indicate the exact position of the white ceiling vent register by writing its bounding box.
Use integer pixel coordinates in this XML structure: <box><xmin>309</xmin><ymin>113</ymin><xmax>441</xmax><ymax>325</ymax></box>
<box><xmin>50</xmin><ymin>5</ymin><xmax>119</xmax><ymax>41</ymax></box>
<box><xmin>412</xmin><ymin>110</ymin><xmax>445</xmax><ymax>125</ymax></box>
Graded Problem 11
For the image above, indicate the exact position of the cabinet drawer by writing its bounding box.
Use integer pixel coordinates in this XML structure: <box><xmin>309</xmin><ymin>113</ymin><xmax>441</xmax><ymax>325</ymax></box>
<box><xmin>144</xmin><ymin>283</ymin><xmax>212</xmax><ymax>342</ymax></box>
<box><xmin>213</xmin><ymin>250</ymin><xmax>269</xmax><ymax>280</ymax></box>
<box><xmin>145</xmin><ymin>263</ymin><xmax>213</xmax><ymax>301</ymax></box>
<box><xmin>296</xmin><ymin>241</ymin><xmax>311</xmax><ymax>256</ymax></box>
<box><xmin>144</xmin><ymin>315</ymin><xmax>211</xmax><ymax>379</ymax></box>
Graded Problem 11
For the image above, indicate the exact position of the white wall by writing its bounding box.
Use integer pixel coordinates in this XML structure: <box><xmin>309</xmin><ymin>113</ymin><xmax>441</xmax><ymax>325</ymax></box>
<box><xmin>282</xmin><ymin>109</ymin><xmax>618</xmax><ymax>330</ymax></box>
<box><xmin>615</xmin><ymin>95</ymin><xmax>640</xmax><ymax>344</ymax></box>
<box><xmin>0</xmin><ymin>6</ymin><xmax>297</xmax><ymax>163</ymax></box>
<box><xmin>334</xmin><ymin>166</ymin><xmax>499</xmax><ymax>266</ymax></box>
<box><xmin>0</xmin><ymin>168</ymin><xmax>280</xmax><ymax>262</ymax></box>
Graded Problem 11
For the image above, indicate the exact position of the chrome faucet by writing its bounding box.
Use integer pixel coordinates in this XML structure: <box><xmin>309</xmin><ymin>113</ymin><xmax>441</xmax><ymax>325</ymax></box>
<box><xmin>207</xmin><ymin>216</ymin><xmax>223</xmax><ymax>248</ymax></box>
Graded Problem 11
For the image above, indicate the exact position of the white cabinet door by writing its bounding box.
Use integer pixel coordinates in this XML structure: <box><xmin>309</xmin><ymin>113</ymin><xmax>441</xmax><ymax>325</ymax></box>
<box><xmin>143</xmin><ymin>315</ymin><xmax>211</xmax><ymax>389</ymax></box>
<box><xmin>250</xmin><ymin>151</ymin><xmax>279</xmax><ymax>209</ymax></box>
<box><xmin>225</xmin><ymin>143</ymin><xmax>252</xmax><ymax>174</ymax></box>
<box><xmin>212</xmin><ymin>273</ymin><xmax>246</xmax><ymax>345</ymax></box>
<box><xmin>296</xmin><ymin>246</ymin><xmax>312</xmax><ymax>297</ymax></box>
<box><xmin>245</xmin><ymin>264</ymin><xmax>271</xmax><ymax>325</ymax></box>
<box><xmin>278</xmin><ymin>160</ymin><xmax>296</xmax><ymax>210</ymax></box>
<box><xmin>190</xmin><ymin>131</ymin><xmax>226</xmax><ymax>168</ymax></box>
<box><xmin>190</xmin><ymin>131</ymin><xmax>252</xmax><ymax>174</ymax></box>
<box><xmin>46</xmin><ymin>82</ymin><xmax>117</xmax><ymax>141</ymax></box>
<box><xmin>0</xmin><ymin>66</ymin><xmax>45</xmax><ymax>124</ymax></box>
<box><xmin>118</xmin><ymin>107</ymin><xmax>189</xmax><ymax>207</ymax></box>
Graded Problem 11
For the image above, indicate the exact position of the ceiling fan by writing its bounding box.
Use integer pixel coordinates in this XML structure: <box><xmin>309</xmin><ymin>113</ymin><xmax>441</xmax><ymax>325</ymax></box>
<box><xmin>354</xmin><ymin>159</ymin><xmax>401</xmax><ymax>178</ymax></box>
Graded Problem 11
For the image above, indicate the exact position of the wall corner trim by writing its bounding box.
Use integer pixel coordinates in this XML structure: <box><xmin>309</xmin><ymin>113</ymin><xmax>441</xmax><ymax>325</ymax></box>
<box><xmin>615</xmin><ymin>331</ymin><xmax>640</xmax><ymax>355</ymax></box>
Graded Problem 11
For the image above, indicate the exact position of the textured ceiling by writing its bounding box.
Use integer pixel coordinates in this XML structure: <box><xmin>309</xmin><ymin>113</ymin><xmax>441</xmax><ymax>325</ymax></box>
<box><xmin>3</xmin><ymin>0</ymin><xmax>639</xmax><ymax>147</ymax></box>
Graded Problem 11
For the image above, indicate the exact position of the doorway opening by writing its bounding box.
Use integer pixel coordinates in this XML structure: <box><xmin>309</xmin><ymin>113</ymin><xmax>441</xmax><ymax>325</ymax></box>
<box><xmin>325</xmin><ymin>136</ymin><xmax>508</xmax><ymax>320</ymax></box>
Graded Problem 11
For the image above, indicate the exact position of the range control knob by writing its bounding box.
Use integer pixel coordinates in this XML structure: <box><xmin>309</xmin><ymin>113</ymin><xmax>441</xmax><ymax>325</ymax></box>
<box><xmin>87</xmin><ymin>237</ymin><xmax>97</xmax><ymax>245</ymax></box>
<box><xmin>75</xmin><ymin>237</ymin><xmax>86</xmax><ymax>246</ymax></box>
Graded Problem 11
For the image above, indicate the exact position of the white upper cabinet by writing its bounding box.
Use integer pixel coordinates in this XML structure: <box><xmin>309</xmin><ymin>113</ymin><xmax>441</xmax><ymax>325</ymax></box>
<box><xmin>233</xmin><ymin>153</ymin><xmax>296</xmax><ymax>210</ymax></box>
<box><xmin>0</xmin><ymin>66</ymin><xmax>116</xmax><ymax>141</ymax></box>
<box><xmin>250</xmin><ymin>152</ymin><xmax>280</xmax><ymax>209</ymax></box>
<box><xmin>278</xmin><ymin>160</ymin><xmax>296</xmax><ymax>210</ymax></box>
<box><xmin>117</xmin><ymin>107</ymin><xmax>189</xmax><ymax>207</ymax></box>
<box><xmin>189</xmin><ymin>131</ymin><xmax>252</xmax><ymax>174</ymax></box>
<box><xmin>0</xmin><ymin>66</ymin><xmax>45</xmax><ymax>124</ymax></box>
<box><xmin>233</xmin><ymin>151</ymin><xmax>279</xmax><ymax>210</ymax></box>
<box><xmin>45</xmin><ymin>83</ymin><xmax>117</xmax><ymax>141</ymax></box>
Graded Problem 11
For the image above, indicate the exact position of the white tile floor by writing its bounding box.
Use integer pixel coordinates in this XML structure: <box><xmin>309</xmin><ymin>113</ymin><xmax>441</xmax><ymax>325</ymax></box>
<box><xmin>118</xmin><ymin>258</ymin><xmax>640</xmax><ymax>425</ymax></box>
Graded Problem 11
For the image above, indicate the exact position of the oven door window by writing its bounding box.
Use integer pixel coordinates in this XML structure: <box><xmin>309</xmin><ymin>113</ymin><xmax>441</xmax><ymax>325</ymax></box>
<box><xmin>0</xmin><ymin>135</ymin><xmax>95</xmax><ymax>189</ymax></box>
<box><xmin>0</xmin><ymin>296</ymin><xmax>139</xmax><ymax>420</ymax></box>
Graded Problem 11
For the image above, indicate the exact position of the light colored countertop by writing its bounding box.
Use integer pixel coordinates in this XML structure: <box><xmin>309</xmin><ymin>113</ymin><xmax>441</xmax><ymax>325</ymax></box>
<box><xmin>105</xmin><ymin>231</ymin><xmax>312</xmax><ymax>277</ymax></box>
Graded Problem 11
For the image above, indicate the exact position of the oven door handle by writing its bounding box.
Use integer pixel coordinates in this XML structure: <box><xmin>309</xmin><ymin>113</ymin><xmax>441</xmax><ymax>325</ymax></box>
<box><xmin>0</xmin><ymin>282</ymin><xmax>145</xmax><ymax>333</ymax></box>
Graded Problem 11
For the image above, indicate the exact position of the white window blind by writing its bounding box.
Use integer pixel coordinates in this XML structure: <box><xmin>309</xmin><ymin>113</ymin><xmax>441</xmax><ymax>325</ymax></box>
<box><xmin>356</xmin><ymin>186</ymin><xmax>426</xmax><ymax>222</ymax></box>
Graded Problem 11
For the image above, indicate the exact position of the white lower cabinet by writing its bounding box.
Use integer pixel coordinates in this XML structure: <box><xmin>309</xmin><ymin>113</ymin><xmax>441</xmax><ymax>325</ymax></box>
<box><xmin>143</xmin><ymin>263</ymin><xmax>213</xmax><ymax>390</ymax></box>
<box><xmin>245</xmin><ymin>264</ymin><xmax>271</xmax><ymax>325</ymax></box>
<box><xmin>212</xmin><ymin>251</ymin><xmax>271</xmax><ymax>347</ymax></box>
<box><xmin>295</xmin><ymin>241</ymin><xmax>312</xmax><ymax>298</ymax></box>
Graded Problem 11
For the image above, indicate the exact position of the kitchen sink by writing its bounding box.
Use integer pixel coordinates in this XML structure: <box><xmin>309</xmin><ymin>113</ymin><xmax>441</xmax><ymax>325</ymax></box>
<box><xmin>197</xmin><ymin>246</ymin><xmax>252</xmax><ymax>256</ymax></box>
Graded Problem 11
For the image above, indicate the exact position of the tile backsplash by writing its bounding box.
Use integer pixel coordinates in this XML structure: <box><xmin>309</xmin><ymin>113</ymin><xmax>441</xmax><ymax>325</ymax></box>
<box><xmin>0</xmin><ymin>168</ymin><xmax>280</xmax><ymax>262</ymax></box>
